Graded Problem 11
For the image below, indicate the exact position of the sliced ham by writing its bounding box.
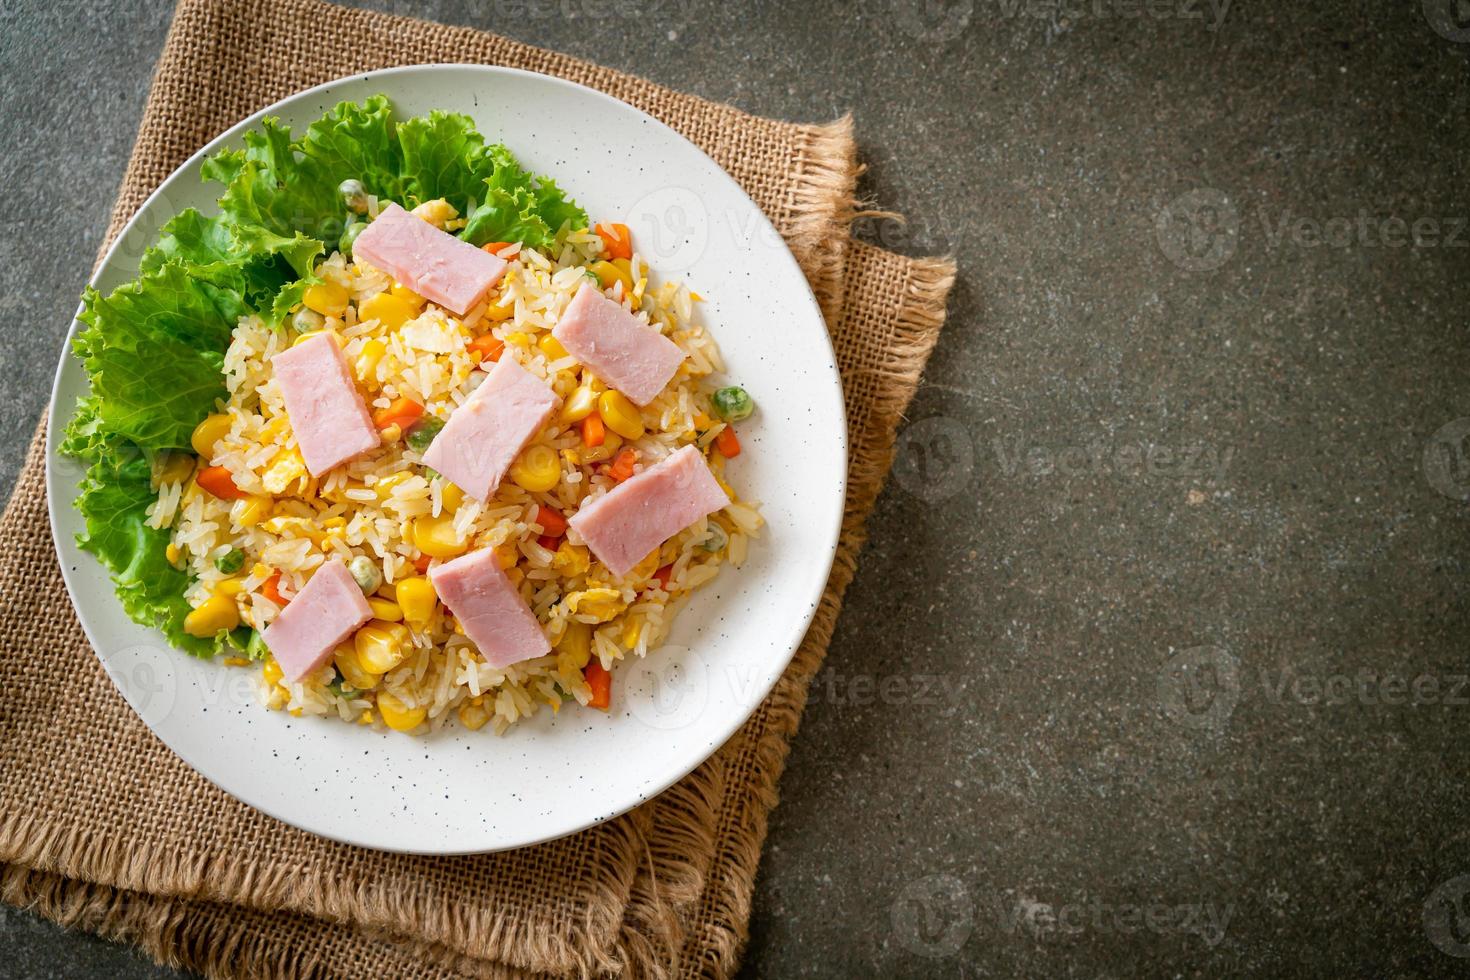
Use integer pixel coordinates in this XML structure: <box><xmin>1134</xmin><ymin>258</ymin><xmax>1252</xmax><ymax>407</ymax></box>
<box><xmin>352</xmin><ymin>203</ymin><xmax>507</xmax><ymax>317</ymax></box>
<box><xmin>271</xmin><ymin>333</ymin><xmax>381</xmax><ymax>477</ymax></box>
<box><xmin>422</xmin><ymin>356</ymin><xmax>558</xmax><ymax>501</ymax></box>
<box><xmin>261</xmin><ymin>558</ymin><xmax>373</xmax><ymax>682</ymax></box>
<box><xmin>429</xmin><ymin>548</ymin><xmax>550</xmax><ymax>668</ymax></box>
<box><xmin>551</xmin><ymin>283</ymin><xmax>685</xmax><ymax>406</ymax></box>
<box><xmin>569</xmin><ymin>444</ymin><xmax>729</xmax><ymax>577</ymax></box>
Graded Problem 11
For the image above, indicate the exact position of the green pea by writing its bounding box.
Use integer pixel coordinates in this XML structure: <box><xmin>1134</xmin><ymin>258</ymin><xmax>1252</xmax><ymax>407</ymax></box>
<box><xmin>339</xmin><ymin>179</ymin><xmax>368</xmax><ymax>213</ymax></box>
<box><xmin>710</xmin><ymin>386</ymin><xmax>754</xmax><ymax>422</ymax></box>
<box><xmin>407</xmin><ymin>416</ymin><xmax>445</xmax><ymax>453</ymax></box>
<box><xmin>700</xmin><ymin>523</ymin><xmax>728</xmax><ymax>553</ymax></box>
<box><xmin>214</xmin><ymin>548</ymin><xmax>245</xmax><ymax>574</ymax></box>
<box><xmin>340</xmin><ymin>220</ymin><xmax>369</xmax><ymax>254</ymax></box>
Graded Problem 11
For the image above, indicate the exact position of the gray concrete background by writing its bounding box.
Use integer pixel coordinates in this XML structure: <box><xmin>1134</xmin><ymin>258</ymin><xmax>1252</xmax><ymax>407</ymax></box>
<box><xmin>3</xmin><ymin>0</ymin><xmax>1469</xmax><ymax>976</ymax></box>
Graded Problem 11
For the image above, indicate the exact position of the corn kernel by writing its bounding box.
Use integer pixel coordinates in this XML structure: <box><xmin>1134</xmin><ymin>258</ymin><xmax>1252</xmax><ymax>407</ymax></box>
<box><xmin>222</xmin><ymin>656</ymin><xmax>249</xmax><ymax>667</ymax></box>
<box><xmin>374</xmin><ymin>471</ymin><xmax>413</xmax><ymax>500</ymax></box>
<box><xmin>183</xmin><ymin>595</ymin><xmax>239</xmax><ymax>637</ymax></box>
<box><xmin>630</xmin><ymin>550</ymin><xmax>661</xmax><ymax>581</ymax></box>
<box><xmin>505</xmin><ymin>331</ymin><xmax>531</xmax><ymax>349</ymax></box>
<box><xmin>232</xmin><ymin>495</ymin><xmax>273</xmax><ymax>528</ymax></box>
<box><xmin>578</xmin><ymin>430</ymin><xmax>623</xmax><ymax>464</ymax></box>
<box><xmin>559</xmin><ymin>386</ymin><xmax>598</xmax><ymax>424</ymax></box>
<box><xmin>216</xmin><ymin>578</ymin><xmax>245</xmax><ymax>597</ymax></box>
<box><xmin>354</xmin><ymin>338</ymin><xmax>387</xmax><ymax>383</ymax></box>
<box><xmin>410</xmin><ymin>198</ymin><xmax>458</xmax><ymax>229</ymax></box>
<box><xmin>389</xmin><ymin>281</ymin><xmax>427</xmax><ymax>309</ymax></box>
<box><xmin>303</xmin><ymin>281</ymin><xmax>349</xmax><ymax>317</ymax></box>
<box><xmin>155</xmin><ymin>452</ymin><xmax>195</xmax><ymax>487</ymax></box>
<box><xmin>377</xmin><ymin>691</ymin><xmax>427</xmax><ymax>732</ymax></box>
<box><xmin>555</xmin><ymin>621</ymin><xmax>592</xmax><ymax>669</ymax></box>
<box><xmin>190</xmin><ymin>413</ymin><xmax>233</xmax><ymax>459</ymax></box>
<box><xmin>597</xmin><ymin>390</ymin><xmax>645</xmax><ymax>441</ymax></box>
<box><xmin>367</xmin><ymin>597</ymin><xmax>403</xmax><ymax>622</ymax></box>
<box><xmin>509</xmin><ymin>444</ymin><xmax>561</xmax><ymax>493</ymax></box>
<box><xmin>621</xmin><ymin>616</ymin><xmax>642</xmax><ymax>649</ymax></box>
<box><xmin>262</xmin><ymin>658</ymin><xmax>284</xmax><ymax>687</ymax></box>
<box><xmin>484</xmin><ymin>295</ymin><xmax>515</xmax><ymax>321</ymax></box>
<box><xmin>165</xmin><ymin>542</ymin><xmax>182</xmax><ymax>565</ymax></box>
<box><xmin>413</xmin><ymin>515</ymin><xmax>468</xmax><ymax>559</ymax></box>
<box><xmin>538</xmin><ymin>334</ymin><xmax>569</xmax><ymax>361</ymax></box>
<box><xmin>359</xmin><ymin>290</ymin><xmax>418</xmax><ymax>330</ymax></box>
<box><xmin>333</xmin><ymin>642</ymin><xmax>380</xmax><ymax>690</ymax></box>
<box><xmin>396</xmin><ymin>577</ymin><xmax>438</xmax><ymax>628</ymax></box>
<box><xmin>458</xmin><ymin>700</ymin><xmax>491</xmax><ymax>731</ymax></box>
<box><xmin>591</xmin><ymin>260</ymin><xmax>633</xmax><ymax>294</ymax></box>
<box><xmin>354</xmin><ymin>621</ymin><xmax>411</xmax><ymax>673</ymax></box>
<box><xmin>380</xmin><ymin>423</ymin><xmax>403</xmax><ymax>444</ymax></box>
<box><xmin>439</xmin><ymin>482</ymin><xmax>464</xmax><ymax>513</ymax></box>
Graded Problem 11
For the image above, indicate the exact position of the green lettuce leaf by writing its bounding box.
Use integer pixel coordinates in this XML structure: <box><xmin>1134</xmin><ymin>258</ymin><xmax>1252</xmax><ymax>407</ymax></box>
<box><xmin>397</xmin><ymin>110</ymin><xmax>498</xmax><ymax>212</ymax></box>
<box><xmin>71</xmin><ymin>443</ymin><xmax>220</xmax><ymax>656</ymax></box>
<box><xmin>140</xmin><ymin>208</ymin><xmax>323</xmax><ymax>322</ymax></box>
<box><xmin>72</xmin><ymin>262</ymin><xmax>242</xmax><ymax>451</ymax></box>
<box><xmin>299</xmin><ymin>94</ymin><xmax>404</xmax><ymax>204</ymax></box>
<box><xmin>462</xmin><ymin>145</ymin><xmax>587</xmax><ymax>250</ymax></box>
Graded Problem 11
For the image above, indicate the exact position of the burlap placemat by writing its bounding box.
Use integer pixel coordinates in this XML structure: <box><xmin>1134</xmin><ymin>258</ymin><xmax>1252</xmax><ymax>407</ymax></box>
<box><xmin>0</xmin><ymin>1</ymin><xmax>957</xmax><ymax>977</ymax></box>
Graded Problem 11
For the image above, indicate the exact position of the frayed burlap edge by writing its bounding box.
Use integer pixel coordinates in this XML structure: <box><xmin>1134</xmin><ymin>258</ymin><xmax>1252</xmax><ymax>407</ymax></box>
<box><xmin>0</xmin><ymin>798</ymin><xmax>643</xmax><ymax>978</ymax></box>
<box><xmin>780</xmin><ymin>115</ymin><xmax>858</xmax><ymax>328</ymax></box>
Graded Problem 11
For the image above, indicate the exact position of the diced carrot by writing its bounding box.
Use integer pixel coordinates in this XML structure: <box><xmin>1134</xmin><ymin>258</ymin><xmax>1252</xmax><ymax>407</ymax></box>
<box><xmin>261</xmin><ymin>571</ymin><xmax>288</xmax><ymax>607</ymax></box>
<box><xmin>196</xmin><ymin>465</ymin><xmax>247</xmax><ymax>500</ymax></box>
<box><xmin>652</xmin><ymin>564</ymin><xmax>674</xmax><ymax>591</ymax></box>
<box><xmin>537</xmin><ymin>533</ymin><xmax>560</xmax><ymax>552</ymax></box>
<box><xmin>372</xmin><ymin>397</ymin><xmax>424</xmax><ymax>432</ymax></box>
<box><xmin>714</xmin><ymin>426</ymin><xmax>741</xmax><ymax>459</ymax></box>
<box><xmin>603</xmin><ymin>446</ymin><xmax>638</xmax><ymax>483</ymax></box>
<box><xmin>535</xmin><ymin>505</ymin><xmax>568</xmax><ymax>538</ymax></box>
<box><xmin>467</xmin><ymin>334</ymin><xmax>504</xmax><ymax>363</ymax></box>
<box><xmin>412</xmin><ymin>553</ymin><xmax>432</xmax><ymax>574</ymax></box>
<box><xmin>481</xmin><ymin>241</ymin><xmax>513</xmax><ymax>255</ymax></box>
<box><xmin>584</xmin><ymin>659</ymin><xmax>611</xmax><ymax>710</ymax></box>
<box><xmin>594</xmin><ymin>223</ymin><xmax>632</xmax><ymax>261</ymax></box>
<box><xmin>580</xmin><ymin>413</ymin><xmax>605</xmax><ymax>448</ymax></box>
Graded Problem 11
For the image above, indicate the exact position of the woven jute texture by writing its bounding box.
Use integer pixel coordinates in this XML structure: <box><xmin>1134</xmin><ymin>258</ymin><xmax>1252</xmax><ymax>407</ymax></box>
<box><xmin>0</xmin><ymin>1</ymin><xmax>957</xmax><ymax>977</ymax></box>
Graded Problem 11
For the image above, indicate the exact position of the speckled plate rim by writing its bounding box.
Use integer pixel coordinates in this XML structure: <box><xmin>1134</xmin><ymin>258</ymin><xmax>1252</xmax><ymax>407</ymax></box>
<box><xmin>45</xmin><ymin>65</ymin><xmax>846</xmax><ymax>854</ymax></box>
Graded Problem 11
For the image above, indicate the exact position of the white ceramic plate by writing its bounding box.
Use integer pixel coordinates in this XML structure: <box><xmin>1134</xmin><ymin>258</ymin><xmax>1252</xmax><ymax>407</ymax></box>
<box><xmin>45</xmin><ymin>65</ymin><xmax>845</xmax><ymax>854</ymax></box>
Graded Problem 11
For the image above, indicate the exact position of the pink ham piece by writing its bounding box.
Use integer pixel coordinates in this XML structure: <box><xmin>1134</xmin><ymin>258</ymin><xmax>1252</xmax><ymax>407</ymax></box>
<box><xmin>351</xmin><ymin>203</ymin><xmax>507</xmax><ymax>316</ymax></box>
<box><xmin>430</xmin><ymin>548</ymin><xmax>551</xmax><ymax>668</ymax></box>
<box><xmin>422</xmin><ymin>356</ymin><xmax>558</xmax><ymax>501</ymax></box>
<box><xmin>569</xmin><ymin>444</ymin><xmax>729</xmax><ymax>577</ymax></box>
<box><xmin>552</xmin><ymin>283</ymin><xmax>685</xmax><ymax>406</ymax></box>
<box><xmin>261</xmin><ymin>558</ymin><xmax>374</xmax><ymax>683</ymax></box>
<box><xmin>271</xmin><ymin>333</ymin><xmax>381</xmax><ymax>477</ymax></box>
